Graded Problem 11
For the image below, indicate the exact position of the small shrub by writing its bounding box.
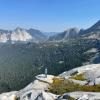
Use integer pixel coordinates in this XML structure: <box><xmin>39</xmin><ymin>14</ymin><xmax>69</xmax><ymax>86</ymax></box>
<box><xmin>79</xmin><ymin>85</ymin><xmax>100</xmax><ymax>92</ymax></box>
<box><xmin>49</xmin><ymin>77</ymin><xmax>79</xmax><ymax>94</ymax></box>
<box><xmin>49</xmin><ymin>77</ymin><xmax>100</xmax><ymax>95</ymax></box>
<box><xmin>70</xmin><ymin>73</ymin><xmax>86</xmax><ymax>81</ymax></box>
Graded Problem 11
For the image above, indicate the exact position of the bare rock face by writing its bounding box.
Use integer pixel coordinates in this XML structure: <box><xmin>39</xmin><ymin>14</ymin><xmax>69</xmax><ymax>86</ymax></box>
<box><xmin>1</xmin><ymin>64</ymin><xmax>100</xmax><ymax>100</ymax></box>
<box><xmin>0</xmin><ymin>92</ymin><xmax>17</xmax><ymax>100</ymax></box>
<box><xmin>49</xmin><ymin>27</ymin><xmax>80</xmax><ymax>41</ymax></box>
<box><xmin>0</xmin><ymin>28</ymin><xmax>47</xmax><ymax>43</ymax></box>
<box><xmin>11</xmin><ymin>28</ymin><xmax>32</xmax><ymax>42</ymax></box>
<box><xmin>0</xmin><ymin>74</ymin><xmax>57</xmax><ymax>100</ymax></box>
<box><xmin>0</xmin><ymin>33</ymin><xmax>8</xmax><ymax>43</ymax></box>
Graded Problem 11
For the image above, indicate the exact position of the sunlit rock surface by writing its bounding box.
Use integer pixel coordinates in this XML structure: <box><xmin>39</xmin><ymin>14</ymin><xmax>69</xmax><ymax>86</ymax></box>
<box><xmin>0</xmin><ymin>64</ymin><xmax>100</xmax><ymax>100</ymax></box>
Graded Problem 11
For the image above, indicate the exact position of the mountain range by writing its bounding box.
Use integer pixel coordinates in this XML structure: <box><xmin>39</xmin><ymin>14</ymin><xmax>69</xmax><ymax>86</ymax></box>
<box><xmin>0</xmin><ymin>27</ymin><xmax>47</xmax><ymax>43</ymax></box>
<box><xmin>0</xmin><ymin>20</ymin><xmax>100</xmax><ymax>43</ymax></box>
<box><xmin>49</xmin><ymin>20</ymin><xmax>100</xmax><ymax>41</ymax></box>
<box><xmin>0</xmin><ymin>20</ymin><xmax>100</xmax><ymax>94</ymax></box>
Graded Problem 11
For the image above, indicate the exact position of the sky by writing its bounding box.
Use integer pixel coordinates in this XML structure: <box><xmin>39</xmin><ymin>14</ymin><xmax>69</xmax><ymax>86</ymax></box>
<box><xmin>0</xmin><ymin>0</ymin><xmax>100</xmax><ymax>32</ymax></box>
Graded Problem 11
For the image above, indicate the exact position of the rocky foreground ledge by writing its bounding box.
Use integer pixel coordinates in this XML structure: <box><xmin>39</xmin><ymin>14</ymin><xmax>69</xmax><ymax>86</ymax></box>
<box><xmin>0</xmin><ymin>74</ymin><xmax>58</xmax><ymax>100</ymax></box>
<box><xmin>0</xmin><ymin>64</ymin><xmax>100</xmax><ymax>100</ymax></box>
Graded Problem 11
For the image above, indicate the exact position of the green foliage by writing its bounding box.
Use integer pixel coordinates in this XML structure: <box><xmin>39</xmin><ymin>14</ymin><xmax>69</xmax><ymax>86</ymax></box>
<box><xmin>49</xmin><ymin>77</ymin><xmax>100</xmax><ymax>94</ymax></box>
<box><xmin>68</xmin><ymin>97</ymin><xmax>75</xmax><ymax>100</ymax></box>
<box><xmin>79</xmin><ymin>85</ymin><xmax>100</xmax><ymax>92</ymax></box>
<box><xmin>0</xmin><ymin>38</ymin><xmax>99</xmax><ymax>93</ymax></box>
<box><xmin>49</xmin><ymin>77</ymin><xmax>79</xmax><ymax>94</ymax></box>
<box><xmin>70</xmin><ymin>73</ymin><xmax>86</xmax><ymax>81</ymax></box>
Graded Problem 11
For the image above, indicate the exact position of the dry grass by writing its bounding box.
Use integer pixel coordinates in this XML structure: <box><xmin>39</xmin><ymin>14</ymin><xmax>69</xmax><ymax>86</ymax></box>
<box><xmin>70</xmin><ymin>73</ymin><xmax>86</xmax><ymax>81</ymax></box>
<box><xmin>49</xmin><ymin>77</ymin><xmax>100</xmax><ymax>95</ymax></box>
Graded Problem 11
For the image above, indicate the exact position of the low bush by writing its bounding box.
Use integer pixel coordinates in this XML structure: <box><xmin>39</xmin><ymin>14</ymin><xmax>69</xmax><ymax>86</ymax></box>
<box><xmin>49</xmin><ymin>77</ymin><xmax>100</xmax><ymax>95</ymax></box>
<box><xmin>70</xmin><ymin>73</ymin><xmax>86</xmax><ymax>81</ymax></box>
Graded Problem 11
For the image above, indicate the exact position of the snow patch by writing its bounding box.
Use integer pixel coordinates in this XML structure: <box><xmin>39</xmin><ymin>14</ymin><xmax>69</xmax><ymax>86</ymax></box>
<box><xmin>84</xmin><ymin>48</ymin><xmax>98</xmax><ymax>54</ymax></box>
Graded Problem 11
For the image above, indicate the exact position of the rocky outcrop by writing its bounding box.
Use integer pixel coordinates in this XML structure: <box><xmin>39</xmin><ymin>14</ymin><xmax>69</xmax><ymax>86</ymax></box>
<box><xmin>49</xmin><ymin>28</ymin><xmax>80</xmax><ymax>41</ymax></box>
<box><xmin>0</xmin><ymin>74</ymin><xmax>57</xmax><ymax>100</ymax></box>
<box><xmin>0</xmin><ymin>28</ymin><xmax>47</xmax><ymax>43</ymax></box>
<box><xmin>1</xmin><ymin>64</ymin><xmax>100</xmax><ymax>100</ymax></box>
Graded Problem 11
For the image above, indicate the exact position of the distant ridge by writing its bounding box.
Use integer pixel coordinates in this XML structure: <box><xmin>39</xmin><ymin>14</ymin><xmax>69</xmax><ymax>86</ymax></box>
<box><xmin>0</xmin><ymin>20</ymin><xmax>100</xmax><ymax>43</ymax></box>
<box><xmin>49</xmin><ymin>20</ymin><xmax>100</xmax><ymax>41</ymax></box>
<box><xmin>0</xmin><ymin>28</ymin><xmax>47</xmax><ymax>43</ymax></box>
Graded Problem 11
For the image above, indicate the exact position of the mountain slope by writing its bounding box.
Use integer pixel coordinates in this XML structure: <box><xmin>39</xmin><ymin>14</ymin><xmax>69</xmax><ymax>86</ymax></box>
<box><xmin>0</xmin><ymin>28</ymin><xmax>47</xmax><ymax>43</ymax></box>
<box><xmin>0</xmin><ymin>37</ymin><xmax>99</xmax><ymax>93</ymax></box>
<box><xmin>27</xmin><ymin>28</ymin><xmax>47</xmax><ymax>42</ymax></box>
<box><xmin>1</xmin><ymin>64</ymin><xmax>100</xmax><ymax>100</ymax></box>
<box><xmin>80</xmin><ymin>20</ymin><xmax>100</xmax><ymax>39</ymax></box>
<box><xmin>49</xmin><ymin>20</ymin><xmax>100</xmax><ymax>41</ymax></box>
<box><xmin>0</xmin><ymin>20</ymin><xmax>100</xmax><ymax>94</ymax></box>
<box><xmin>49</xmin><ymin>28</ymin><xmax>80</xmax><ymax>41</ymax></box>
<box><xmin>81</xmin><ymin>20</ymin><xmax>100</xmax><ymax>35</ymax></box>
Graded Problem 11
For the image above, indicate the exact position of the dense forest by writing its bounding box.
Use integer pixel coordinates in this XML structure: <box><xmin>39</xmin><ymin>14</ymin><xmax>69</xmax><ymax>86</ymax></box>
<box><xmin>0</xmin><ymin>38</ymin><xmax>100</xmax><ymax>93</ymax></box>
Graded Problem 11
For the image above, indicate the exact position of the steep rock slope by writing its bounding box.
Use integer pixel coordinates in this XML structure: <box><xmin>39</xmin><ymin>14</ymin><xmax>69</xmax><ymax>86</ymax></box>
<box><xmin>49</xmin><ymin>20</ymin><xmax>100</xmax><ymax>41</ymax></box>
<box><xmin>0</xmin><ymin>64</ymin><xmax>100</xmax><ymax>100</ymax></box>
<box><xmin>0</xmin><ymin>28</ymin><xmax>47</xmax><ymax>43</ymax></box>
<box><xmin>49</xmin><ymin>28</ymin><xmax>80</xmax><ymax>41</ymax></box>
